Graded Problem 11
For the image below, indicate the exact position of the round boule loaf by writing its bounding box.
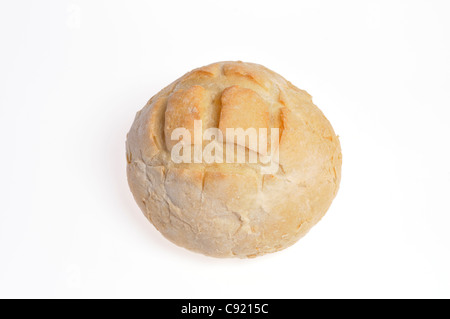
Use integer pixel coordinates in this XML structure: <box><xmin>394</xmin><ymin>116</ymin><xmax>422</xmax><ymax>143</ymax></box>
<box><xmin>126</xmin><ymin>61</ymin><xmax>342</xmax><ymax>258</ymax></box>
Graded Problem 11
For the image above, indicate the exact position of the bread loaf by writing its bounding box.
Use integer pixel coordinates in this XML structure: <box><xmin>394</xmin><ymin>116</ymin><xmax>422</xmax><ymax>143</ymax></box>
<box><xmin>126</xmin><ymin>61</ymin><xmax>342</xmax><ymax>258</ymax></box>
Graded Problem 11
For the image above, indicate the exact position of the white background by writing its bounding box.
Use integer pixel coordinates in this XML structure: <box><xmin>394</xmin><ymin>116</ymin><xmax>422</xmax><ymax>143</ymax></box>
<box><xmin>1</xmin><ymin>0</ymin><xmax>449</xmax><ymax>299</ymax></box>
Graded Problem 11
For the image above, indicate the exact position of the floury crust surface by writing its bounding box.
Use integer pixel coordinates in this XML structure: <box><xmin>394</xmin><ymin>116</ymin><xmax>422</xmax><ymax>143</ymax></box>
<box><xmin>126</xmin><ymin>61</ymin><xmax>342</xmax><ymax>258</ymax></box>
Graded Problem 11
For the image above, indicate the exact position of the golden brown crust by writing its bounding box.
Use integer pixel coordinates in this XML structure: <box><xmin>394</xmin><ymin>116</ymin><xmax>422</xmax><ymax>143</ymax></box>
<box><xmin>164</xmin><ymin>85</ymin><xmax>208</xmax><ymax>150</ymax></box>
<box><xmin>222</xmin><ymin>62</ymin><xmax>270</xmax><ymax>90</ymax></box>
<box><xmin>126</xmin><ymin>61</ymin><xmax>342</xmax><ymax>258</ymax></box>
